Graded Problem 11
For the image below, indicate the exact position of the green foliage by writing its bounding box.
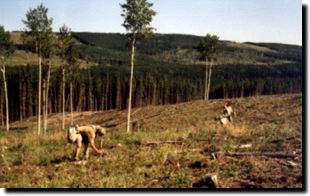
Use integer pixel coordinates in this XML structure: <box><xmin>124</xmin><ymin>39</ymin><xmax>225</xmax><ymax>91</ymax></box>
<box><xmin>61</xmin><ymin>28</ymin><xmax>77</xmax><ymax>66</ymax></box>
<box><xmin>245</xmin><ymin>42</ymin><xmax>302</xmax><ymax>62</ymax></box>
<box><xmin>41</xmin><ymin>34</ymin><xmax>58</xmax><ymax>62</ymax></box>
<box><xmin>22</xmin><ymin>3</ymin><xmax>53</xmax><ymax>54</ymax></box>
<box><xmin>121</xmin><ymin>0</ymin><xmax>156</xmax><ymax>133</ymax></box>
<box><xmin>58</xmin><ymin>25</ymin><xmax>78</xmax><ymax>79</ymax></box>
<box><xmin>174</xmin><ymin>169</ymin><xmax>192</xmax><ymax>187</ymax></box>
<box><xmin>120</xmin><ymin>0</ymin><xmax>156</xmax><ymax>41</ymax></box>
<box><xmin>0</xmin><ymin>26</ymin><xmax>15</xmax><ymax>59</ymax></box>
<box><xmin>197</xmin><ymin>34</ymin><xmax>220</xmax><ymax>61</ymax></box>
<box><xmin>58</xmin><ymin>25</ymin><xmax>74</xmax><ymax>61</ymax></box>
<box><xmin>72</xmin><ymin>32</ymin><xmax>302</xmax><ymax>65</ymax></box>
<box><xmin>72</xmin><ymin>33</ymin><xmax>202</xmax><ymax>55</ymax></box>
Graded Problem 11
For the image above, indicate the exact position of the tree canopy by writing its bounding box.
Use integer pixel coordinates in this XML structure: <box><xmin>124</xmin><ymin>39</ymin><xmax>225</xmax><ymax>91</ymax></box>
<box><xmin>120</xmin><ymin>0</ymin><xmax>156</xmax><ymax>41</ymax></box>
<box><xmin>58</xmin><ymin>25</ymin><xmax>76</xmax><ymax>65</ymax></box>
<box><xmin>0</xmin><ymin>26</ymin><xmax>15</xmax><ymax>59</ymax></box>
<box><xmin>197</xmin><ymin>34</ymin><xmax>220</xmax><ymax>61</ymax></box>
<box><xmin>22</xmin><ymin>3</ymin><xmax>53</xmax><ymax>53</ymax></box>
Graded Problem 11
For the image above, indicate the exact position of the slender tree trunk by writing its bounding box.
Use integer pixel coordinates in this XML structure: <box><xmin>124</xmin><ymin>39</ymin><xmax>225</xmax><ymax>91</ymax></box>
<box><xmin>116</xmin><ymin>77</ymin><xmax>121</xmax><ymax>109</ymax></box>
<box><xmin>240</xmin><ymin>84</ymin><xmax>244</xmax><ymax>98</ymax></box>
<box><xmin>57</xmin><ymin>79</ymin><xmax>62</xmax><ymax>114</ymax></box>
<box><xmin>204</xmin><ymin>59</ymin><xmax>209</xmax><ymax>101</ymax></box>
<box><xmin>44</xmin><ymin>63</ymin><xmax>51</xmax><ymax>131</ymax></box>
<box><xmin>139</xmin><ymin>78</ymin><xmax>143</xmax><ymax>107</ymax></box>
<box><xmin>19</xmin><ymin>79</ymin><xmax>23</xmax><ymax>121</ymax></box>
<box><xmin>1</xmin><ymin>64</ymin><xmax>9</xmax><ymax>131</ymax></box>
<box><xmin>127</xmin><ymin>38</ymin><xmax>136</xmax><ymax>134</ymax></box>
<box><xmin>101</xmin><ymin>83</ymin><xmax>105</xmax><ymax>111</ymax></box>
<box><xmin>26</xmin><ymin>70</ymin><xmax>33</xmax><ymax>117</ymax></box>
<box><xmin>42</xmin><ymin>79</ymin><xmax>46</xmax><ymax>134</ymax></box>
<box><xmin>206</xmin><ymin>60</ymin><xmax>213</xmax><ymax>100</ymax></box>
<box><xmin>109</xmin><ymin>79</ymin><xmax>113</xmax><ymax>109</ymax></box>
<box><xmin>77</xmin><ymin>83</ymin><xmax>84</xmax><ymax>112</ymax></box>
<box><xmin>87</xmin><ymin>70</ymin><xmax>93</xmax><ymax>111</ymax></box>
<box><xmin>38</xmin><ymin>52</ymin><xmax>42</xmax><ymax>135</ymax></box>
<box><xmin>22</xmin><ymin>76</ymin><xmax>26</xmax><ymax>120</ymax></box>
<box><xmin>62</xmin><ymin>68</ymin><xmax>65</xmax><ymax>129</ymax></box>
<box><xmin>70</xmin><ymin>81</ymin><xmax>73</xmax><ymax>125</ymax></box>
<box><xmin>105</xmin><ymin>74</ymin><xmax>109</xmax><ymax>110</ymax></box>
<box><xmin>0</xmin><ymin>102</ymin><xmax>3</xmax><ymax>129</ymax></box>
<box><xmin>0</xmin><ymin>87</ymin><xmax>3</xmax><ymax>128</ymax></box>
<box><xmin>152</xmin><ymin>82</ymin><xmax>157</xmax><ymax>105</ymax></box>
<box><xmin>5</xmin><ymin>77</ymin><xmax>9</xmax><ymax>131</ymax></box>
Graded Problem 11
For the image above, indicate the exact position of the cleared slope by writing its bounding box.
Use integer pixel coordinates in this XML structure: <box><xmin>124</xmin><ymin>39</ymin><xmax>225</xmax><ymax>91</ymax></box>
<box><xmin>14</xmin><ymin>93</ymin><xmax>300</xmax><ymax>133</ymax></box>
<box><xmin>1</xmin><ymin>94</ymin><xmax>302</xmax><ymax>188</ymax></box>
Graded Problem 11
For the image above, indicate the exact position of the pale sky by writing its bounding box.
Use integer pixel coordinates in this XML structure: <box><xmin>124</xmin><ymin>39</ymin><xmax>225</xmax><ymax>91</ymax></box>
<box><xmin>0</xmin><ymin>0</ymin><xmax>302</xmax><ymax>45</ymax></box>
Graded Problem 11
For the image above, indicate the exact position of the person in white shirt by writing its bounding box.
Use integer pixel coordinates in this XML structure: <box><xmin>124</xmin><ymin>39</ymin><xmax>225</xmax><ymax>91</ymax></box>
<box><xmin>216</xmin><ymin>101</ymin><xmax>235</xmax><ymax>125</ymax></box>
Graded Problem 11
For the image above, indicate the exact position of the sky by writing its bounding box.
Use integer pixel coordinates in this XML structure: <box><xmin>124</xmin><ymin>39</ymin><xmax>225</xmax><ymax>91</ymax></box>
<box><xmin>0</xmin><ymin>0</ymin><xmax>302</xmax><ymax>45</ymax></box>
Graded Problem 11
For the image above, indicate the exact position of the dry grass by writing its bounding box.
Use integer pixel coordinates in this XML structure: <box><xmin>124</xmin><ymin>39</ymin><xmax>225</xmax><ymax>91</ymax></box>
<box><xmin>0</xmin><ymin>94</ymin><xmax>303</xmax><ymax>188</ymax></box>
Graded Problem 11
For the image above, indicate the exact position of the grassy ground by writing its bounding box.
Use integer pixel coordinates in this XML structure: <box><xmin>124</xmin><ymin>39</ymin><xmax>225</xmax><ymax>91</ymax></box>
<box><xmin>0</xmin><ymin>94</ymin><xmax>302</xmax><ymax>188</ymax></box>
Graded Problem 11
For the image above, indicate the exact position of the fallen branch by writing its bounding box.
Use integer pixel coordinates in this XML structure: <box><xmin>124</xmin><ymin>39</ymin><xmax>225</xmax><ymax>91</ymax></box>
<box><xmin>219</xmin><ymin>151</ymin><xmax>296</xmax><ymax>159</ymax></box>
<box><xmin>231</xmin><ymin>143</ymin><xmax>252</xmax><ymax>149</ymax></box>
<box><xmin>131</xmin><ymin>108</ymin><xmax>141</xmax><ymax>115</ymax></box>
<box><xmin>287</xmin><ymin>161</ymin><xmax>298</xmax><ymax>167</ymax></box>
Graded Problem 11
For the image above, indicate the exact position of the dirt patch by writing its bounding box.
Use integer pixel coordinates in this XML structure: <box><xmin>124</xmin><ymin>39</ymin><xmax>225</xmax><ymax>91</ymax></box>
<box><xmin>192</xmin><ymin>176</ymin><xmax>217</xmax><ymax>188</ymax></box>
<box><xmin>189</xmin><ymin>161</ymin><xmax>208</xmax><ymax>169</ymax></box>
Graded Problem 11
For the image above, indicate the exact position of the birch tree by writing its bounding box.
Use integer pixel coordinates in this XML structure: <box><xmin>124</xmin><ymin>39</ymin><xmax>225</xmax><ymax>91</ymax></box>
<box><xmin>120</xmin><ymin>0</ymin><xmax>156</xmax><ymax>133</ymax></box>
<box><xmin>197</xmin><ymin>34</ymin><xmax>220</xmax><ymax>100</ymax></box>
<box><xmin>58</xmin><ymin>25</ymin><xmax>77</xmax><ymax>126</ymax></box>
<box><xmin>67</xmin><ymin>42</ymin><xmax>78</xmax><ymax>126</ymax></box>
<box><xmin>22</xmin><ymin>4</ymin><xmax>53</xmax><ymax>135</ymax></box>
<box><xmin>42</xmin><ymin>33</ymin><xmax>58</xmax><ymax>133</ymax></box>
<box><xmin>58</xmin><ymin>25</ymin><xmax>74</xmax><ymax>129</ymax></box>
<box><xmin>0</xmin><ymin>26</ymin><xmax>15</xmax><ymax>131</ymax></box>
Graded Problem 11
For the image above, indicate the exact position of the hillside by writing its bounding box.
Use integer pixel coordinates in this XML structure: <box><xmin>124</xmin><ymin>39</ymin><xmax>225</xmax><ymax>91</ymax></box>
<box><xmin>6</xmin><ymin>32</ymin><xmax>90</xmax><ymax>67</ymax></box>
<box><xmin>2</xmin><ymin>32</ymin><xmax>302</xmax><ymax>123</ymax></box>
<box><xmin>7</xmin><ymin>31</ymin><xmax>302</xmax><ymax>66</ymax></box>
<box><xmin>72</xmin><ymin>32</ymin><xmax>302</xmax><ymax>65</ymax></box>
<box><xmin>0</xmin><ymin>94</ymin><xmax>302</xmax><ymax>188</ymax></box>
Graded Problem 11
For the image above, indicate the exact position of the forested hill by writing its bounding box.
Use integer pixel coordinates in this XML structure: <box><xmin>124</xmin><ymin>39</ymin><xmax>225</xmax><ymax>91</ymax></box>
<box><xmin>72</xmin><ymin>32</ymin><xmax>302</xmax><ymax>65</ymax></box>
<box><xmin>2</xmin><ymin>32</ymin><xmax>302</xmax><ymax>122</ymax></box>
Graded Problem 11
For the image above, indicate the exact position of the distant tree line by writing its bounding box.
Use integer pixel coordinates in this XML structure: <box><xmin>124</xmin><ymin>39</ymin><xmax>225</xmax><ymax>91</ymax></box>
<box><xmin>0</xmin><ymin>62</ymin><xmax>301</xmax><ymax>123</ymax></box>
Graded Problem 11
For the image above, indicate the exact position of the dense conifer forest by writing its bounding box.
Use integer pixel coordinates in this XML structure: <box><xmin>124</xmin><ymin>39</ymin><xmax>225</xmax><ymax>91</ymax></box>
<box><xmin>0</xmin><ymin>32</ymin><xmax>302</xmax><ymax>123</ymax></box>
